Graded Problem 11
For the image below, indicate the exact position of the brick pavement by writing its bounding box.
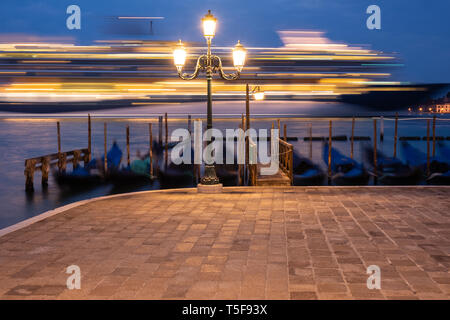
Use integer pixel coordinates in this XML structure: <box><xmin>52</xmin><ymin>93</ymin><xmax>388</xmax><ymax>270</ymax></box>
<box><xmin>0</xmin><ymin>187</ymin><xmax>449</xmax><ymax>300</ymax></box>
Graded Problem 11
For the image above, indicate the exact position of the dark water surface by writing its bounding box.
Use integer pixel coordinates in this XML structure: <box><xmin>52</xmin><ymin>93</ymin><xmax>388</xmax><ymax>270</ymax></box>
<box><xmin>1</xmin><ymin>101</ymin><xmax>449</xmax><ymax>229</ymax></box>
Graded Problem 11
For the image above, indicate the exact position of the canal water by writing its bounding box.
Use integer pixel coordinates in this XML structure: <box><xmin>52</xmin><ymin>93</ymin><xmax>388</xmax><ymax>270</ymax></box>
<box><xmin>1</xmin><ymin>101</ymin><xmax>449</xmax><ymax>229</ymax></box>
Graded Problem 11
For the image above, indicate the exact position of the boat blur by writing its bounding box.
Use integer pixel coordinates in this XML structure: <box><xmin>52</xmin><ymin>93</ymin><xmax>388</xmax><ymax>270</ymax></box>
<box><xmin>0</xmin><ymin>30</ymin><xmax>446</xmax><ymax>113</ymax></box>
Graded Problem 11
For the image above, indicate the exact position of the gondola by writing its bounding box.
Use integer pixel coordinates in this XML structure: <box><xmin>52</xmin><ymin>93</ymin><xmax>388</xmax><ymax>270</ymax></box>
<box><xmin>401</xmin><ymin>141</ymin><xmax>450</xmax><ymax>185</ymax></box>
<box><xmin>438</xmin><ymin>142</ymin><xmax>450</xmax><ymax>159</ymax></box>
<box><xmin>54</xmin><ymin>165</ymin><xmax>102</xmax><ymax>189</ymax></box>
<box><xmin>102</xmin><ymin>141</ymin><xmax>122</xmax><ymax>172</ymax></box>
<box><xmin>292</xmin><ymin>151</ymin><xmax>325</xmax><ymax>186</ymax></box>
<box><xmin>158</xmin><ymin>162</ymin><xmax>195</xmax><ymax>188</ymax></box>
<box><xmin>157</xmin><ymin>145</ymin><xmax>195</xmax><ymax>188</ymax></box>
<box><xmin>108</xmin><ymin>164</ymin><xmax>153</xmax><ymax>186</ymax></box>
<box><xmin>215</xmin><ymin>164</ymin><xmax>239</xmax><ymax>186</ymax></box>
<box><xmin>364</xmin><ymin>146</ymin><xmax>422</xmax><ymax>185</ymax></box>
<box><xmin>323</xmin><ymin>143</ymin><xmax>369</xmax><ymax>186</ymax></box>
<box><xmin>54</xmin><ymin>154</ymin><xmax>103</xmax><ymax>189</ymax></box>
<box><xmin>130</xmin><ymin>157</ymin><xmax>153</xmax><ymax>179</ymax></box>
<box><xmin>151</xmin><ymin>140</ymin><xmax>179</xmax><ymax>157</ymax></box>
<box><xmin>55</xmin><ymin>141</ymin><xmax>123</xmax><ymax>189</ymax></box>
<box><xmin>107</xmin><ymin>144</ymin><xmax>155</xmax><ymax>186</ymax></box>
<box><xmin>427</xmin><ymin>170</ymin><xmax>450</xmax><ymax>185</ymax></box>
<box><xmin>215</xmin><ymin>145</ymin><xmax>239</xmax><ymax>186</ymax></box>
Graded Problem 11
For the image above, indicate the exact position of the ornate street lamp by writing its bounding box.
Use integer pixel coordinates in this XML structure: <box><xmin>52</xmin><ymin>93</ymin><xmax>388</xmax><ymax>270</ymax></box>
<box><xmin>244</xmin><ymin>85</ymin><xmax>264</xmax><ymax>179</ymax></box>
<box><xmin>252</xmin><ymin>86</ymin><xmax>265</xmax><ymax>101</ymax></box>
<box><xmin>173</xmin><ymin>10</ymin><xmax>246</xmax><ymax>185</ymax></box>
<box><xmin>244</xmin><ymin>84</ymin><xmax>264</xmax><ymax>133</ymax></box>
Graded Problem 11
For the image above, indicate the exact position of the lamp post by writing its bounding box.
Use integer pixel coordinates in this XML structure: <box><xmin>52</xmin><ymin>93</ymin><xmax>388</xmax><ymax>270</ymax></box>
<box><xmin>244</xmin><ymin>85</ymin><xmax>264</xmax><ymax>180</ymax></box>
<box><xmin>245</xmin><ymin>84</ymin><xmax>264</xmax><ymax>131</ymax></box>
<box><xmin>173</xmin><ymin>10</ymin><xmax>246</xmax><ymax>185</ymax></box>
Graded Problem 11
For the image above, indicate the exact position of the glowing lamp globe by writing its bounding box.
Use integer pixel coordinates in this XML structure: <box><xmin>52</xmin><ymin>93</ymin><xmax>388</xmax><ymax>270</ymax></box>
<box><xmin>253</xmin><ymin>89</ymin><xmax>265</xmax><ymax>101</ymax></box>
<box><xmin>202</xmin><ymin>10</ymin><xmax>217</xmax><ymax>39</ymax></box>
<box><xmin>233</xmin><ymin>40</ymin><xmax>246</xmax><ymax>72</ymax></box>
<box><xmin>173</xmin><ymin>40</ymin><xmax>187</xmax><ymax>72</ymax></box>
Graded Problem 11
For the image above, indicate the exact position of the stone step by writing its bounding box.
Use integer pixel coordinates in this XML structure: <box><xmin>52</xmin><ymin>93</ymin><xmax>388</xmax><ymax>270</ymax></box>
<box><xmin>255</xmin><ymin>164</ymin><xmax>292</xmax><ymax>186</ymax></box>
<box><xmin>256</xmin><ymin>180</ymin><xmax>291</xmax><ymax>186</ymax></box>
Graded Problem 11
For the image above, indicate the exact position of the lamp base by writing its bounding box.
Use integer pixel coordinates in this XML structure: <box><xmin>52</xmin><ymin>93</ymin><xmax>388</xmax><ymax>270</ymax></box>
<box><xmin>200</xmin><ymin>164</ymin><xmax>220</xmax><ymax>185</ymax></box>
<box><xmin>197</xmin><ymin>183</ymin><xmax>223</xmax><ymax>194</ymax></box>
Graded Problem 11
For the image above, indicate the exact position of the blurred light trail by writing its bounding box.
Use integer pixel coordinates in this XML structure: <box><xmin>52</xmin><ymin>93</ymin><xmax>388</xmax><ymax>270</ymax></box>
<box><xmin>0</xmin><ymin>29</ymin><xmax>435</xmax><ymax>111</ymax></box>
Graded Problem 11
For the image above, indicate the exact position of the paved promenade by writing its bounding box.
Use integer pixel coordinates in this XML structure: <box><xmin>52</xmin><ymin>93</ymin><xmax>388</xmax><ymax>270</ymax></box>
<box><xmin>0</xmin><ymin>187</ymin><xmax>449</xmax><ymax>300</ymax></box>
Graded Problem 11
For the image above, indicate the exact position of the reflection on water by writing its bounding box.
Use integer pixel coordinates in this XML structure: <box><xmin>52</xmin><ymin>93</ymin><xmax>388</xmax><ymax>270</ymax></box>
<box><xmin>1</xmin><ymin>101</ymin><xmax>450</xmax><ymax>230</ymax></box>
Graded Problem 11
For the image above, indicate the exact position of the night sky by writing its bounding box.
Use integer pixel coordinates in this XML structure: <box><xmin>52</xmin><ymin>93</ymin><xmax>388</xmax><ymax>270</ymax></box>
<box><xmin>0</xmin><ymin>0</ymin><xmax>448</xmax><ymax>83</ymax></box>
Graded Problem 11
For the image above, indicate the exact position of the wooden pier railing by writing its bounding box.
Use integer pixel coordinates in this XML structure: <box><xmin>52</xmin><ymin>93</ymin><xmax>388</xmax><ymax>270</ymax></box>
<box><xmin>24</xmin><ymin>148</ymin><xmax>90</xmax><ymax>191</ymax></box>
<box><xmin>248</xmin><ymin>137</ymin><xmax>293</xmax><ymax>186</ymax></box>
<box><xmin>278</xmin><ymin>138</ymin><xmax>294</xmax><ymax>185</ymax></box>
<box><xmin>248</xmin><ymin>137</ymin><xmax>258</xmax><ymax>186</ymax></box>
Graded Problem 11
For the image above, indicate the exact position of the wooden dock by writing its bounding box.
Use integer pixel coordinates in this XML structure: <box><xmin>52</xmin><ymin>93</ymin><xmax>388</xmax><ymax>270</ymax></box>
<box><xmin>253</xmin><ymin>165</ymin><xmax>291</xmax><ymax>186</ymax></box>
<box><xmin>24</xmin><ymin>118</ymin><xmax>92</xmax><ymax>191</ymax></box>
<box><xmin>24</xmin><ymin>148</ymin><xmax>90</xmax><ymax>191</ymax></box>
<box><xmin>248</xmin><ymin>137</ymin><xmax>294</xmax><ymax>186</ymax></box>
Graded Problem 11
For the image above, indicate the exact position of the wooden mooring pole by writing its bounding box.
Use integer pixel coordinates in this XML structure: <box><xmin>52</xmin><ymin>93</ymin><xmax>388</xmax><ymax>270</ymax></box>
<box><xmin>104</xmin><ymin>123</ymin><xmax>107</xmax><ymax>174</ymax></box>
<box><xmin>25</xmin><ymin>159</ymin><xmax>36</xmax><ymax>191</ymax></box>
<box><xmin>238</xmin><ymin>122</ymin><xmax>243</xmax><ymax>186</ymax></box>
<box><xmin>126</xmin><ymin>125</ymin><xmax>130</xmax><ymax>167</ymax></box>
<box><xmin>188</xmin><ymin>115</ymin><xmax>192</xmax><ymax>136</ymax></box>
<box><xmin>158</xmin><ymin>116</ymin><xmax>163</xmax><ymax>146</ymax></box>
<box><xmin>432</xmin><ymin>115</ymin><xmax>436</xmax><ymax>157</ymax></box>
<box><xmin>393</xmin><ymin>112</ymin><xmax>398</xmax><ymax>158</ymax></box>
<box><xmin>72</xmin><ymin>150</ymin><xmax>80</xmax><ymax>170</ymax></box>
<box><xmin>351</xmin><ymin>116</ymin><xmax>355</xmax><ymax>159</ymax></box>
<box><xmin>165</xmin><ymin>112</ymin><xmax>168</xmax><ymax>169</ymax></box>
<box><xmin>57</xmin><ymin>121</ymin><xmax>61</xmax><ymax>173</ymax></box>
<box><xmin>328</xmin><ymin>120</ymin><xmax>332</xmax><ymax>184</ymax></box>
<box><xmin>427</xmin><ymin>119</ymin><xmax>431</xmax><ymax>177</ymax></box>
<box><xmin>246</xmin><ymin>84</ymin><xmax>250</xmax><ymax>135</ymax></box>
<box><xmin>57</xmin><ymin>120</ymin><xmax>61</xmax><ymax>171</ymax></box>
<box><xmin>309</xmin><ymin>123</ymin><xmax>312</xmax><ymax>160</ymax></box>
<box><xmin>242</xmin><ymin>114</ymin><xmax>247</xmax><ymax>183</ymax></box>
<box><xmin>88</xmin><ymin>114</ymin><xmax>92</xmax><ymax>161</ymax></box>
<box><xmin>57</xmin><ymin>121</ymin><xmax>61</xmax><ymax>155</ymax></box>
<box><xmin>56</xmin><ymin>121</ymin><xmax>66</xmax><ymax>173</ymax></box>
<box><xmin>195</xmin><ymin>118</ymin><xmax>201</xmax><ymax>183</ymax></box>
<box><xmin>283</xmin><ymin>124</ymin><xmax>287</xmax><ymax>142</ymax></box>
<box><xmin>149</xmin><ymin>123</ymin><xmax>153</xmax><ymax>177</ymax></box>
<box><xmin>41</xmin><ymin>157</ymin><xmax>50</xmax><ymax>187</ymax></box>
<box><xmin>373</xmin><ymin>119</ymin><xmax>378</xmax><ymax>183</ymax></box>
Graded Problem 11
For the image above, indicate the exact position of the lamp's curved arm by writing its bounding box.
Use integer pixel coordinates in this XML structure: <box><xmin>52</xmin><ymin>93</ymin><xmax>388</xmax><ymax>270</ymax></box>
<box><xmin>178</xmin><ymin>55</ymin><xmax>206</xmax><ymax>80</ymax></box>
<box><xmin>215</xmin><ymin>55</ymin><xmax>240</xmax><ymax>81</ymax></box>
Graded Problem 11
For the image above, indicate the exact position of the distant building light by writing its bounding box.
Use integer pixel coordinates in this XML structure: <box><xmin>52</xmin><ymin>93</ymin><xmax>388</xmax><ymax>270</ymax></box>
<box><xmin>435</xmin><ymin>103</ymin><xmax>450</xmax><ymax>113</ymax></box>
